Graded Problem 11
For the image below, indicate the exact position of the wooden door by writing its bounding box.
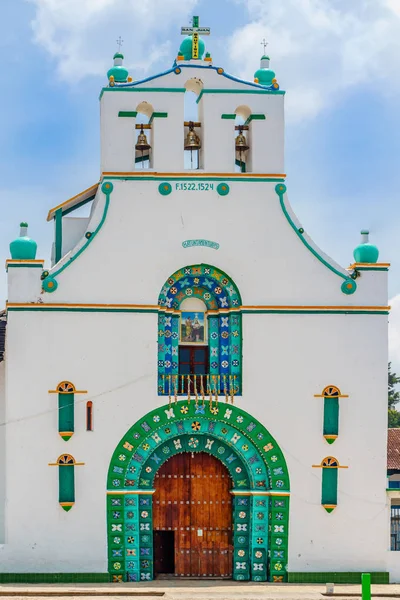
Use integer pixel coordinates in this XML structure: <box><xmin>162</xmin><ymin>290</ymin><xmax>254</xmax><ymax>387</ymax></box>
<box><xmin>179</xmin><ymin>346</ymin><xmax>209</xmax><ymax>396</ymax></box>
<box><xmin>153</xmin><ymin>452</ymin><xmax>233</xmax><ymax>578</ymax></box>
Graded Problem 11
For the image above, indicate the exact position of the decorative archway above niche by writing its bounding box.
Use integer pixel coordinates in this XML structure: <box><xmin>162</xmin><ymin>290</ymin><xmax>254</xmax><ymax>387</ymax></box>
<box><xmin>157</xmin><ymin>264</ymin><xmax>242</xmax><ymax>397</ymax></box>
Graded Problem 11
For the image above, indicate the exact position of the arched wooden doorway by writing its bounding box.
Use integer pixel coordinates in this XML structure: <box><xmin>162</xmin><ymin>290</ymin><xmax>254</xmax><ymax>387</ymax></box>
<box><xmin>153</xmin><ymin>452</ymin><xmax>233</xmax><ymax>578</ymax></box>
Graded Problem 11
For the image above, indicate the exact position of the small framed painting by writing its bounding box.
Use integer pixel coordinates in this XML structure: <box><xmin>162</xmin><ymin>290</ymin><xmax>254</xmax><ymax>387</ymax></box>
<box><xmin>180</xmin><ymin>312</ymin><xmax>206</xmax><ymax>344</ymax></box>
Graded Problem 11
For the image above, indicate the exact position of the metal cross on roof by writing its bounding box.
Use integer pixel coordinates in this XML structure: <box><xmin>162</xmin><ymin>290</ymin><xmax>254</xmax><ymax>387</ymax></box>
<box><xmin>181</xmin><ymin>16</ymin><xmax>210</xmax><ymax>59</ymax></box>
<box><xmin>116</xmin><ymin>36</ymin><xmax>124</xmax><ymax>52</ymax></box>
<box><xmin>261</xmin><ymin>38</ymin><xmax>269</xmax><ymax>53</ymax></box>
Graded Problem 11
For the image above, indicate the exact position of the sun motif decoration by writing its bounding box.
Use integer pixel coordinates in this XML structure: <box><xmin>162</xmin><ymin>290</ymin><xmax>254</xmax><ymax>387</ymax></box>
<box><xmin>322</xmin><ymin>385</ymin><xmax>340</xmax><ymax>397</ymax></box>
<box><xmin>57</xmin><ymin>381</ymin><xmax>75</xmax><ymax>393</ymax></box>
<box><xmin>57</xmin><ymin>454</ymin><xmax>75</xmax><ymax>465</ymax></box>
<box><xmin>321</xmin><ymin>457</ymin><xmax>339</xmax><ymax>468</ymax></box>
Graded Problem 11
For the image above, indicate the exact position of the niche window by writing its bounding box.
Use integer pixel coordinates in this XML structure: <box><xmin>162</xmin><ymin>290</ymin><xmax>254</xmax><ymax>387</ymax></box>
<box><xmin>135</xmin><ymin>101</ymin><xmax>153</xmax><ymax>169</ymax></box>
<box><xmin>86</xmin><ymin>401</ymin><xmax>93</xmax><ymax>431</ymax></box>
<box><xmin>234</xmin><ymin>106</ymin><xmax>252</xmax><ymax>172</ymax></box>
<box><xmin>184</xmin><ymin>78</ymin><xmax>203</xmax><ymax>170</ymax></box>
<box><xmin>48</xmin><ymin>454</ymin><xmax>84</xmax><ymax>512</ymax></box>
<box><xmin>48</xmin><ymin>381</ymin><xmax>88</xmax><ymax>441</ymax></box>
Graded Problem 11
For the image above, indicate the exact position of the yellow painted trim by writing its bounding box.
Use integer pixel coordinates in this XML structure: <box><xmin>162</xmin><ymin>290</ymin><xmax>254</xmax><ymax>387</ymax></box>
<box><xmin>48</xmin><ymin>390</ymin><xmax>88</xmax><ymax>394</ymax></box>
<box><xmin>7</xmin><ymin>302</ymin><xmax>390</xmax><ymax>312</ymax></box>
<box><xmin>48</xmin><ymin>462</ymin><xmax>85</xmax><ymax>466</ymax></box>
<box><xmin>314</xmin><ymin>394</ymin><xmax>349</xmax><ymax>399</ymax></box>
<box><xmin>59</xmin><ymin>431</ymin><xmax>74</xmax><ymax>437</ymax></box>
<box><xmin>102</xmin><ymin>171</ymin><xmax>287</xmax><ymax>178</ymax></box>
<box><xmin>46</xmin><ymin>183</ymin><xmax>100</xmax><ymax>221</ymax></box>
<box><xmin>8</xmin><ymin>303</ymin><xmax>159</xmax><ymax>310</ymax></box>
<box><xmin>324</xmin><ymin>435</ymin><xmax>338</xmax><ymax>440</ymax></box>
<box><xmin>322</xmin><ymin>504</ymin><xmax>337</xmax><ymax>508</ymax></box>
<box><xmin>5</xmin><ymin>259</ymin><xmax>44</xmax><ymax>265</ymax></box>
<box><xmin>60</xmin><ymin>502</ymin><xmax>74</xmax><ymax>507</ymax></box>
<box><xmin>349</xmin><ymin>263</ymin><xmax>390</xmax><ymax>268</ymax></box>
<box><xmin>106</xmin><ymin>489</ymin><xmax>156</xmax><ymax>495</ymax></box>
<box><xmin>312</xmin><ymin>464</ymin><xmax>348</xmax><ymax>469</ymax></box>
<box><xmin>241</xmin><ymin>305</ymin><xmax>389</xmax><ymax>311</ymax></box>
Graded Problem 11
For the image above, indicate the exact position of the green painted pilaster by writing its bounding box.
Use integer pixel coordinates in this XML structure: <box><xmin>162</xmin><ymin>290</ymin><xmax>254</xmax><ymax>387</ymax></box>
<box><xmin>55</xmin><ymin>208</ymin><xmax>63</xmax><ymax>263</ymax></box>
<box><xmin>251</xmin><ymin>495</ymin><xmax>268</xmax><ymax>581</ymax></box>
<box><xmin>59</xmin><ymin>465</ymin><xmax>74</xmax><ymax>511</ymax></box>
<box><xmin>323</xmin><ymin>397</ymin><xmax>339</xmax><ymax>443</ymax></box>
<box><xmin>58</xmin><ymin>393</ymin><xmax>74</xmax><ymax>440</ymax></box>
<box><xmin>107</xmin><ymin>494</ymin><xmax>126</xmax><ymax>579</ymax></box>
<box><xmin>138</xmin><ymin>494</ymin><xmax>153</xmax><ymax>582</ymax></box>
<box><xmin>208</xmin><ymin>315</ymin><xmax>219</xmax><ymax>394</ymax></box>
<box><xmin>269</xmin><ymin>495</ymin><xmax>289</xmax><ymax>582</ymax></box>
<box><xmin>232</xmin><ymin>495</ymin><xmax>251</xmax><ymax>581</ymax></box>
<box><xmin>322</xmin><ymin>468</ymin><xmax>338</xmax><ymax>509</ymax></box>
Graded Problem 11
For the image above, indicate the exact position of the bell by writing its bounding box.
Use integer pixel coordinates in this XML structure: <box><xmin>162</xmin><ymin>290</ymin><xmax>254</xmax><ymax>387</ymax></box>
<box><xmin>184</xmin><ymin>122</ymin><xmax>201</xmax><ymax>151</ymax></box>
<box><xmin>235</xmin><ymin>128</ymin><xmax>249</xmax><ymax>152</ymax></box>
<box><xmin>135</xmin><ymin>126</ymin><xmax>151</xmax><ymax>152</ymax></box>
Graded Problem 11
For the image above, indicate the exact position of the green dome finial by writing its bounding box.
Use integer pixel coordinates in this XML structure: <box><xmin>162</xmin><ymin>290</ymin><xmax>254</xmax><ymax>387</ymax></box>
<box><xmin>107</xmin><ymin>51</ymin><xmax>129</xmax><ymax>83</ymax></box>
<box><xmin>10</xmin><ymin>222</ymin><xmax>37</xmax><ymax>260</ymax></box>
<box><xmin>353</xmin><ymin>230</ymin><xmax>379</xmax><ymax>264</ymax></box>
<box><xmin>179</xmin><ymin>35</ymin><xmax>206</xmax><ymax>60</ymax></box>
<box><xmin>254</xmin><ymin>55</ymin><xmax>276</xmax><ymax>86</ymax></box>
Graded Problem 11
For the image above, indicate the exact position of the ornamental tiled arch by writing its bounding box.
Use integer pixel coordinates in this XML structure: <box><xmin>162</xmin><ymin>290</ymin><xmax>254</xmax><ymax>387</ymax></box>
<box><xmin>157</xmin><ymin>264</ymin><xmax>242</xmax><ymax>397</ymax></box>
<box><xmin>106</xmin><ymin>401</ymin><xmax>290</xmax><ymax>582</ymax></box>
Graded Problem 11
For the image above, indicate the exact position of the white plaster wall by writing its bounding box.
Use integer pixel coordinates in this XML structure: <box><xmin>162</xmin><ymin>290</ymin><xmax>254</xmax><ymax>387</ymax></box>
<box><xmin>100</xmin><ymin>65</ymin><xmax>284</xmax><ymax>175</ymax></box>
<box><xmin>1</xmin><ymin>306</ymin><xmax>389</xmax><ymax>573</ymax></box>
<box><xmin>3</xmin><ymin>61</ymin><xmax>390</xmax><ymax>576</ymax></box>
<box><xmin>61</xmin><ymin>217</ymin><xmax>90</xmax><ymax>258</ymax></box>
<box><xmin>101</xmin><ymin>91</ymin><xmax>185</xmax><ymax>173</ymax></box>
<box><xmin>44</xmin><ymin>180</ymin><xmax>388</xmax><ymax>307</ymax></box>
<box><xmin>388</xmin><ymin>553</ymin><xmax>400</xmax><ymax>582</ymax></box>
<box><xmin>7</xmin><ymin>268</ymin><xmax>42</xmax><ymax>304</ymax></box>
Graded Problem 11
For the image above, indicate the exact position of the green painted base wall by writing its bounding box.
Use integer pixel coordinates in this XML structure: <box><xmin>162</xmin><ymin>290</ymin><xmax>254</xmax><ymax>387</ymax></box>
<box><xmin>288</xmin><ymin>572</ymin><xmax>389</xmax><ymax>584</ymax></box>
<box><xmin>0</xmin><ymin>573</ymin><xmax>111</xmax><ymax>583</ymax></box>
<box><xmin>0</xmin><ymin>571</ymin><xmax>390</xmax><ymax>584</ymax></box>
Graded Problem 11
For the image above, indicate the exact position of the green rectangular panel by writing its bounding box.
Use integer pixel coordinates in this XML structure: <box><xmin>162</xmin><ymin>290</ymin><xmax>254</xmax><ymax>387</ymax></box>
<box><xmin>323</xmin><ymin>397</ymin><xmax>339</xmax><ymax>436</ymax></box>
<box><xmin>288</xmin><ymin>572</ymin><xmax>389</xmax><ymax>584</ymax></box>
<box><xmin>59</xmin><ymin>465</ymin><xmax>75</xmax><ymax>503</ymax></box>
<box><xmin>58</xmin><ymin>393</ymin><xmax>74</xmax><ymax>434</ymax></box>
<box><xmin>322</xmin><ymin>468</ymin><xmax>338</xmax><ymax>506</ymax></box>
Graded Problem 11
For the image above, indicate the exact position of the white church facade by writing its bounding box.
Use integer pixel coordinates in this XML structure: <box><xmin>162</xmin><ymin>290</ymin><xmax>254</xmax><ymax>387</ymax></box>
<box><xmin>0</xmin><ymin>18</ymin><xmax>394</xmax><ymax>583</ymax></box>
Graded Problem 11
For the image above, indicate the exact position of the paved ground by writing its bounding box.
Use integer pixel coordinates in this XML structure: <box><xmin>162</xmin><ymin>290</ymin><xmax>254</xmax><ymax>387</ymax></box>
<box><xmin>1</xmin><ymin>583</ymin><xmax>400</xmax><ymax>600</ymax></box>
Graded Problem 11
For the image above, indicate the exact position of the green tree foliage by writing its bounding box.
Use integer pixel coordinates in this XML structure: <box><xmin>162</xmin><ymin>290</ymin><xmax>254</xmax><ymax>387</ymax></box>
<box><xmin>389</xmin><ymin>363</ymin><xmax>400</xmax><ymax>427</ymax></box>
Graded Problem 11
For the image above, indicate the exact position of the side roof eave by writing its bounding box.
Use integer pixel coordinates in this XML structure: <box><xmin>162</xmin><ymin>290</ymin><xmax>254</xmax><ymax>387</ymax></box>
<box><xmin>47</xmin><ymin>183</ymin><xmax>100</xmax><ymax>222</ymax></box>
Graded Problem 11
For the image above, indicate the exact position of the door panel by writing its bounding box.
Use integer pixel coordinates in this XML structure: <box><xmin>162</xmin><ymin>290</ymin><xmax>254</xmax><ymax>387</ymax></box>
<box><xmin>153</xmin><ymin>531</ymin><xmax>174</xmax><ymax>574</ymax></box>
<box><xmin>153</xmin><ymin>452</ymin><xmax>232</xmax><ymax>578</ymax></box>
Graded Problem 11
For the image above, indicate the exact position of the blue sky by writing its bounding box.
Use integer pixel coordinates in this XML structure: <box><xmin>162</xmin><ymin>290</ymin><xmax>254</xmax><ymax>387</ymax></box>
<box><xmin>1</xmin><ymin>0</ymin><xmax>400</xmax><ymax>366</ymax></box>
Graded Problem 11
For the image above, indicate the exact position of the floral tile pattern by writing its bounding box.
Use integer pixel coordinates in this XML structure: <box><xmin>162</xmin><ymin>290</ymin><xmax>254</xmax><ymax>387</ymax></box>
<box><xmin>107</xmin><ymin>401</ymin><xmax>290</xmax><ymax>583</ymax></box>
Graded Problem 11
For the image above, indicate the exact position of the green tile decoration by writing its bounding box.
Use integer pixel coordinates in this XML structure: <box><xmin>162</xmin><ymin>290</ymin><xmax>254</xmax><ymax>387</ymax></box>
<box><xmin>106</xmin><ymin>400</ymin><xmax>290</xmax><ymax>582</ymax></box>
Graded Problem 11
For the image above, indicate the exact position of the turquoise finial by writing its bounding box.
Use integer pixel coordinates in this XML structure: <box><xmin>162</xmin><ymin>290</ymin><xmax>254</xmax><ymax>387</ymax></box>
<box><xmin>353</xmin><ymin>230</ymin><xmax>379</xmax><ymax>264</ymax></box>
<box><xmin>254</xmin><ymin>55</ymin><xmax>276</xmax><ymax>86</ymax></box>
<box><xmin>10</xmin><ymin>222</ymin><xmax>37</xmax><ymax>260</ymax></box>
<box><xmin>107</xmin><ymin>52</ymin><xmax>129</xmax><ymax>83</ymax></box>
<box><xmin>179</xmin><ymin>36</ymin><xmax>205</xmax><ymax>60</ymax></box>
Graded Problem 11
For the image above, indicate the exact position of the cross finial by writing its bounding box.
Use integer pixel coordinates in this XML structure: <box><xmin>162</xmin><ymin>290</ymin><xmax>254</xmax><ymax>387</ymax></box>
<box><xmin>261</xmin><ymin>38</ymin><xmax>268</xmax><ymax>53</ymax></box>
<box><xmin>180</xmin><ymin>16</ymin><xmax>211</xmax><ymax>60</ymax></box>
<box><xmin>116</xmin><ymin>36</ymin><xmax>124</xmax><ymax>52</ymax></box>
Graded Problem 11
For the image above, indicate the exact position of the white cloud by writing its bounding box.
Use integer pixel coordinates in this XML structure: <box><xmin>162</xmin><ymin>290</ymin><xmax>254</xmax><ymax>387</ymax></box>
<box><xmin>29</xmin><ymin>0</ymin><xmax>199</xmax><ymax>82</ymax></box>
<box><xmin>390</xmin><ymin>295</ymin><xmax>400</xmax><ymax>374</ymax></box>
<box><xmin>229</xmin><ymin>0</ymin><xmax>400</xmax><ymax>121</ymax></box>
